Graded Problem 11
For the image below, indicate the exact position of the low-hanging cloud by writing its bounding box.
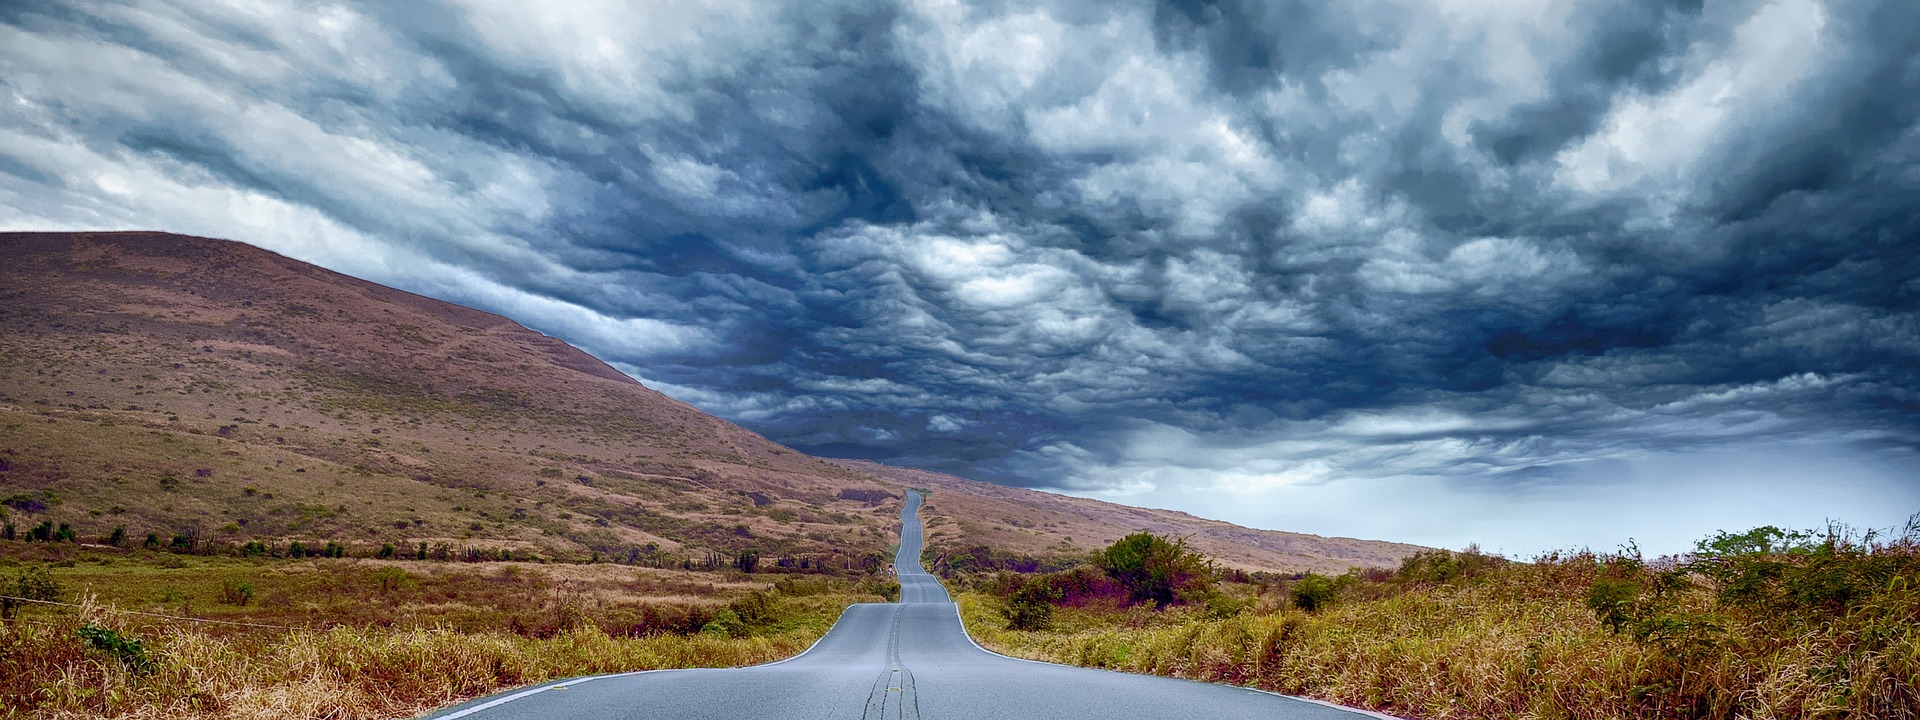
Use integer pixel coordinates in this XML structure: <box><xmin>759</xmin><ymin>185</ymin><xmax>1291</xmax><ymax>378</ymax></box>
<box><xmin>4</xmin><ymin>0</ymin><xmax>1917</xmax><ymax>553</ymax></box>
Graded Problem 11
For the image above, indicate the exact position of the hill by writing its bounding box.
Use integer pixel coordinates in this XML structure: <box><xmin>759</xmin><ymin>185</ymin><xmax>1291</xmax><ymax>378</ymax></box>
<box><xmin>0</xmin><ymin>231</ymin><xmax>1423</xmax><ymax>573</ymax></box>
<box><xmin>849</xmin><ymin>461</ymin><xmax>1425</xmax><ymax>574</ymax></box>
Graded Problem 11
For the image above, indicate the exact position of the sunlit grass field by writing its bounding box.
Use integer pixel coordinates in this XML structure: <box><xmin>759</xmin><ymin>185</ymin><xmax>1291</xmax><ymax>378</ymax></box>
<box><xmin>957</xmin><ymin>524</ymin><xmax>1920</xmax><ymax>720</ymax></box>
<box><xmin>0</xmin><ymin>543</ymin><xmax>894</xmax><ymax>719</ymax></box>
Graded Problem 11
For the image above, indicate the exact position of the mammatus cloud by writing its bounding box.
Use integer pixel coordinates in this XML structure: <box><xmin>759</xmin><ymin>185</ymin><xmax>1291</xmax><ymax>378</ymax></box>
<box><xmin>3</xmin><ymin>0</ymin><xmax>1916</xmax><ymax>553</ymax></box>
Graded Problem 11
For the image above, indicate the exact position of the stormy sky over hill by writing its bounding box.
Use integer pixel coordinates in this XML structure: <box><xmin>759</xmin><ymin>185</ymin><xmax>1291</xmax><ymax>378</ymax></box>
<box><xmin>3</xmin><ymin>0</ymin><xmax>1916</xmax><ymax>554</ymax></box>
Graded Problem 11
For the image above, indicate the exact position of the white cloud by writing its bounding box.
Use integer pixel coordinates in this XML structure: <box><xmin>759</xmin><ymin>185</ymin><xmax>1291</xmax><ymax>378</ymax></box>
<box><xmin>1554</xmin><ymin>0</ymin><xmax>1830</xmax><ymax>197</ymax></box>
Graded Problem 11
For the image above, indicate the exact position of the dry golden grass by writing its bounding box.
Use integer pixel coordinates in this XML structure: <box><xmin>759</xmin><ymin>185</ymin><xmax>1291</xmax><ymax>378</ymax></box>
<box><xmin>5</xmin><ymin>604</ymin><xmax>820</xmax><ymax>720</ymax></box>
<box><xmin>1</xmin><ymin>545</ymin><xmax>892</xmax><ymax>719</ymax></box>
<box><xmin>957</xmin><ymin>536</ymin><xmax>1920</xmax><ymax>720</ymax></box>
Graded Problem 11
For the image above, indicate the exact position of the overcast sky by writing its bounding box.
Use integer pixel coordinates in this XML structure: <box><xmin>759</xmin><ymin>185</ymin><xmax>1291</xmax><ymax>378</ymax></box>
<box><xmin>4</xmin><ymin>0</ymin><xmax>1917</xmax><ymax>556</ymax></box>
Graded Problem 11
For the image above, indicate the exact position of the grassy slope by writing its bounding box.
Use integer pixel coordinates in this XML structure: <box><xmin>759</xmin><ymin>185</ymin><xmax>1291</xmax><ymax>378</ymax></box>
<box><xmin>0</xmin><ymin>231</ymin><xmax>902</xmax><ymax>564</ymax></box>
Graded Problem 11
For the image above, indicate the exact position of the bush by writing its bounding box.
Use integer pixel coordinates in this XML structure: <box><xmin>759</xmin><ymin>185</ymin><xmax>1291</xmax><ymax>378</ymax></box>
<box><xmin>1</xmin><ymin>565</ymin><xmax>62</xmax><ymax>619</ymax></box>
<box><xmin>74</xmin><ymin>624</ymin><xmax>154</xmax><ymax>674</ymax></box>
<box><xmin>219</xmin><ymin>579</ymin><xmax>254</xmax><ymax>606</ymax></box>
<box><xmin>1094</xmin><ymin>532</ymin><xmax>1213</xmax><ymax>607</ymax></box>
<box><xmin>1002</xmin><ymin>577</ymin><xmax>1060</xmax><ymax>630</ymax></box>
<box><xmin>375</xmin><ymin>567</ymin><xmax>410</xmax><ymax>592</ymax></box>
<box><xmin>699</xmin><ymin>608</ymin><xmax>748</xmax><ymax>638</ymax></box>
<box><xmin>1394</xmin><ymin>549</ymin><xmax>1506</xmax><ymax>586</ymax></box>
<box><xmin>1289</xmin><ymin>573</ymin><xmax>1337</xmax><ymax>612</ymax></box>
<box><xmin>859</xmin><ymin>579</ymin><xmax>900</xmax><ymax>602</ymax></box>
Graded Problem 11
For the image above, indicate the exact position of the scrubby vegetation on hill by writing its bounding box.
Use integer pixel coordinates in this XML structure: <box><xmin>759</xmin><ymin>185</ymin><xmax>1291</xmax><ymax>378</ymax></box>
<box><xmin>956</xmin><ymin>521</ymin><xmax>1920</xmax><ymax>720</ymax></box>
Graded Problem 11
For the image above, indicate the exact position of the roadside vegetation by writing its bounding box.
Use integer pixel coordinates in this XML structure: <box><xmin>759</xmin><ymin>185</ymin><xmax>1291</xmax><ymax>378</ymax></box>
<box><xmin>950</xmin><ymin>521</ymin><xmax>1920</xmax><ymax>720</ymax></box>
<box><xmin>0</xmin><ymin>538</ymin><xmax>898</xmax><ymax>719</ymax></box>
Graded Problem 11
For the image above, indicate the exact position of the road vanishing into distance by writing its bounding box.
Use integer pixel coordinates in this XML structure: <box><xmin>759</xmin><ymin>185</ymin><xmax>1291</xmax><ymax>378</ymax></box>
<box><xmin>424</xmin><ymin>491</ymin><xmax>1380</xmax><ymax>720</ymax></box>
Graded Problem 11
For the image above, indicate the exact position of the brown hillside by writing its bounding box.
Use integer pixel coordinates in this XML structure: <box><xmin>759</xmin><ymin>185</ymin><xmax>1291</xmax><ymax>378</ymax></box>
<box><xmin>0</xmin><ymin>231</ymin><xmax>898</xmax><ymax>565</ymax></box>
<box><xmin>846</xmin><ymin>461</ymin><xmax>1425</xmax><ymax>574</ymax></box>
<box><xmin>0</xmin><ymin>231</ymin><xmax>1423</xmax><ymax>573</ymax></box>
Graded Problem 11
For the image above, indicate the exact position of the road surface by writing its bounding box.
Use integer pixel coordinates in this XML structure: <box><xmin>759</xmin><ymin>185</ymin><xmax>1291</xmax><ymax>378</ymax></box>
<box><xmin>423</xmin><ymin>491</ymin><xmax>1379</xmax><ymax>719</ymax></box>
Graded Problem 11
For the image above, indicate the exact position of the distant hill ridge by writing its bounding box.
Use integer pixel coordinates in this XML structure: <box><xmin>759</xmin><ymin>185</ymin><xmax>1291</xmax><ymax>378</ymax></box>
<box><xmin>0</xmin><ymin>231</ymin><xmax>1424</xmax><ymax>573</ymax></box>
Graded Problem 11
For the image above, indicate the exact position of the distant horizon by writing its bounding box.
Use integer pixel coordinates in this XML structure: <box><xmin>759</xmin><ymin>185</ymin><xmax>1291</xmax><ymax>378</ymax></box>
<box><xmin>4</xmin><ymin>1</ymin><xmax>1916</xmax><ymax>556</ymax></box>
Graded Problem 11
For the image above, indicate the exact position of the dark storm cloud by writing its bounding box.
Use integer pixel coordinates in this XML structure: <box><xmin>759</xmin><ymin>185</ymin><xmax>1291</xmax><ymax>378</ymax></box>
<box><xmin>4</xmin><ymin>0</ymin><xmax>1917</xmax><ymax>551</ymax></box>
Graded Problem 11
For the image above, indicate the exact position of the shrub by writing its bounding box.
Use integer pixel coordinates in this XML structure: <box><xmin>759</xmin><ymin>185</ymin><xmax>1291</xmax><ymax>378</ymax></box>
<box><xmin>1393</xmin><ymin>548</ymin><xmax>1506</xmax><ymax>586</ymax></box>
<box><xmin>1094</xmin><ymin>532</ymin><xmax>1213</xmax><ymax>607</ymax></box>
<box><xmin>375</xmin><ymin>567</ymin><xmax>409</xmax><ymax>592</ymax></box>
<box><xmin>729</xmin><ymin>591</ymin><xmax>775</xmax><ymax>628</ymax></box>
<box><xmin>1289</xmin><ymin>573</ymin><xmax>1337</xmax><ymax>612</ymax></box>
<box><xmin>74</xmin><ymin>624</ymin><xmax>154</xmax><ymax>674</ymax></box>
<box><xmin>218</xmin><ymin>579</ymin><xmax>254</xmax><ymax>606</ymax></box>
<box><xmin>1002</xmin><ymin>577</ymin><xmax>1060</xmax><ymax>630</ymax></box>
<box><xmin>699</xmin><ymin>608</ymin><xmax>748</xmax><ymax>638</ymax></box>
<box><xmin>1</xmin><ymin>565</ymin><xmax>62</xmax><ymax>619</ymax></box>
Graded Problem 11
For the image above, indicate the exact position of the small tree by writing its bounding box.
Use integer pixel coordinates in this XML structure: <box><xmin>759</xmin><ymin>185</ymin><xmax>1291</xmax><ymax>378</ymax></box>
<box><xmin>1094</xmin><ymin>532</ymin><xmax>1213</xmax><ymax>607</ymax></box>
<box><xmin>735</xmin><ymin>550</ymin><xmax>761</xmax><ymax>574</ymax></box>
<box><xmin>2</xmin><ymin>565</ymin><xmax>62</xmax><ymax>620</ymax></box>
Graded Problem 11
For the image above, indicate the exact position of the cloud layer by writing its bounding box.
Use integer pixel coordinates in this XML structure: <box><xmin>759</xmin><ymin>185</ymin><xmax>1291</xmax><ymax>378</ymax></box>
<box><xmin>5</xmin><ymin>0</ymin><xmax>1917</xmax><ymax>553</ymax></box>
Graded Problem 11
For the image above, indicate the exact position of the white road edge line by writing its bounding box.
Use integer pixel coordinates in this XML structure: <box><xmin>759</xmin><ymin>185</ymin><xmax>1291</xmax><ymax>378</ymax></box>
<box><xmin>944</xmin><ymin>603</ymin><xmax>1405</xmax><ymax>720</ymax></box>
<box><xmin>429</xmin><ymin>672</ymin><xmax>643</xmax><ymax>720</ymax></box>
<box><xmin>421</xmin><ymin>605</ymin><xmax>861</xmax><ymax>718</ymax></box>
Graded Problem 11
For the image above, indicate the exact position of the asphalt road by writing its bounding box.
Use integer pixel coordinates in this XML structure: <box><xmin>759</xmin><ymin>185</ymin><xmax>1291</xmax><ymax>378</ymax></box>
<box><xmin>423</xmin><ymin>492</ymin><xmax>1379</xmax><ymax>720</ymax></box>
